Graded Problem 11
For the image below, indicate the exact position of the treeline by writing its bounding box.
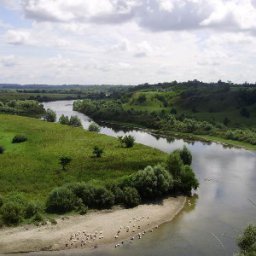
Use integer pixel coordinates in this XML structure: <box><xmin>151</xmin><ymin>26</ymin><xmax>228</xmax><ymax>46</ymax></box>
<box><xmin>0</xmin><ymin>100</ymin><xmax>45</xmax><ymax>117</ymax></box>
<box><xmin>0</xmin><ymin>147</ymin><xmax>198</xmax><ymax>226</ymax></box>
<box><xmin>73</xmin><ymin>99</ymin><xmax>256</xmax><ymax>146</ymax></box>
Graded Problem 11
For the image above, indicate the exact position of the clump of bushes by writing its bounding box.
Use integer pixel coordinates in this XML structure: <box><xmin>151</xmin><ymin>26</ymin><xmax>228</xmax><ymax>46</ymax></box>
<box><xmin>59</xmin><ymin>115</ymin><xmax>82</xmax><ymax>127</ymax></box>
<box><xmin>12</xmin><ymin>135</ymin><xmax>28</xmax><ymax>144</ymax></box>
<box><xmin>88</xmin><ymin>122</ymin><xmax>100</xmax><ymax>132</ymax></box>
<box><xmin>59</xmin><ymin>156</ymin><xmax>72</xmax><ymax>170</ymax></box>
<box><xmin>118</xmin><ymin>135</ymin><xmax>135</xmax><ymax>148</ymax></box>
<box><xmin>0</xmin><ymin>193</ymin><xmax>42</xmax><ymax>226</ymax></box>
<box><xmin>122</xmin><ymin>187</ymin><xmax>141</xmax><ymax>208</ymax></box>
<box><xmin>0</xmin><ymin>146</ymin><xmax>5</xmax><ymax>154</ymax></box>
<box><xmin>44</xmin><ymin>108</ymin><xmax>56</xmax><ymax>122</ymax></box>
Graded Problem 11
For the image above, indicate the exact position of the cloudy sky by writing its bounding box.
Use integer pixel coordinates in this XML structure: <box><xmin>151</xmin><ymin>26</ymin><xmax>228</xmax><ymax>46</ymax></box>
<box><xmin>0</xmin><ymin>0</ymin><xmax>256</xmax><ymax>85</ymax></box>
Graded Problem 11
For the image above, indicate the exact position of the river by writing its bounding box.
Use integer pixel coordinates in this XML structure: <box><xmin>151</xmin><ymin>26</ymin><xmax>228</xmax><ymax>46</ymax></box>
<box><xmin>38</xmin><ymin>100</ymin><xmax>256</xmax><ymax>256</ymax></box>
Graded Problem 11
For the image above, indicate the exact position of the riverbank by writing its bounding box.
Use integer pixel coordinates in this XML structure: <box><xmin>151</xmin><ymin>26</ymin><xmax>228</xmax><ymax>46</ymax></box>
<box><xmin>99</xmin><ymin>120</ymin><xmax>256</xmax><ymax>152</ymax></box>
<box><xmin>0</xmin><ymin>196</ymin><xmax>185</xmax><ymax>254</ymax></box>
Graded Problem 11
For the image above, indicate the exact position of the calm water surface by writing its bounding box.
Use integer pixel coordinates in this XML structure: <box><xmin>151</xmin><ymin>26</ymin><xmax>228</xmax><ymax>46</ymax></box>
<box><xmin>35</xmin><ymin>100</ymin><xmax>256</xmax><ymax>256</ymax></box>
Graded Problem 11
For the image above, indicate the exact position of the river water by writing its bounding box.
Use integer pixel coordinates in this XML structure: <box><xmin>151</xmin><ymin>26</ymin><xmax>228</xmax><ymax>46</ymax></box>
<box><xmin>39</xmin><ymin>100</ymin><xmax>256</xmax><ymax>256</ymax></box>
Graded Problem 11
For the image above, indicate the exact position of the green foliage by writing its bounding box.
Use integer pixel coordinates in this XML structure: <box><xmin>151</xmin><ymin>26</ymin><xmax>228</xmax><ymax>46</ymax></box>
<box><xmin>0</xmin><ymin>146</ymin><xmax>4</xmax><ymax>154</ymax></box>
<box><xmin>93</xmin><ymin>146</ymin><xmax>104</xmax><ymax>158</ymax></box>
<box><xmin>0</xmin><ymin>201</ymin><xmax>24</xmax><ymax>225</ymax></box>
<box><xmin>237</xmin><ymin>225</ymin><xmax>256</xmax><ymax>256</ymax></box>
<box><xmin>167</xmin><ymin>152</ymin><xmax>183</xmax><ymax>179</ymax></box>
<box><xmin>225</xmin><ymin>130</ymin><xmax>256</xmax><ymax>145</ymax></box>
<box><xmin>59</xmin><ymin>156</ymin><xmax>72</xmax><ymax>170</ymax></box>
<box><xmin>12</xmin><ymin>135</ymin><xmax>28</xmax><ymax>144</ymax></box>
<box><xmin>59</xmin><ymin>114</ymin><xmax>70</xmax><ymax>125</ymax></box>
<box><xmin>125</xmin><ymin>164</ymin><xmax>173</xmax><ymax>200</ymax></box>
<box><xmin>178</xmin><ymin>165</ymin><xmax>199</xmax><ymax>193</ymax></box>
<box><xmin>118</xmin><ymin>135</ymin><xmax>135</xmax><ymax>148</ymax></box>
<box><xmin>46</xmin><ymin>187</ymin><xmax>77</xmax><ymax>213</ymax></box>
<box><xmin>69</xmin><ymin>116</ymin><xmax>82</xmax><ymax>127</ymax></box>
<box><xmin>24</xmin><ymin>202</ymin><xmax>40</xmax><ymax>219</ymax></box>
<box><xmin>0</xmin><ymin>195</ymin><xmax>3</xmax><ymax>208</ymax></box>
<box><xmin>177</xmin><ymin>146</ymin><xmax>192</xmax><ymax>165</ymax></box>
<box><xmin>122</xmin><ymin>187</ymin><xmax>141</xmax><ymax>208</ymax></box>
<box><xmin>88</xmin><ymin>122</ymin><xmax>100</xmax><ymax>132</ymax></box>
<box><xmin>93</xmin><ymin>187</ymin><xmax>115</xmax><ymax>209</ymax></box>
<box><xmin>44</xmin><ymin>108</ymin><xmax>56</xmax><ymax>122</ymax></box>
<box><xmin>240</xmin><ymin>108</ymin><xmax>250</xmax><ymax>118</ymax></box>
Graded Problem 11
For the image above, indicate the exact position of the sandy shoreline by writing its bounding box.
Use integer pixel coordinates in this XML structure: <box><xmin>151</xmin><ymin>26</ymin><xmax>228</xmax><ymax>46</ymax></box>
<box><xmin>0</xmin><ymin>196</ymin><xmax>185</xmax><ymax>254</ymax></box>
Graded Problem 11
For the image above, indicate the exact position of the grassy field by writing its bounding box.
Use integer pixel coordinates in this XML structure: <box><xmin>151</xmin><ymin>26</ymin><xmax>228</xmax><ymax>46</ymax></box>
<box><xmin>0</xmin><ymin>115</ymin><xmax>166</xmax><ymax>202</ymax></box>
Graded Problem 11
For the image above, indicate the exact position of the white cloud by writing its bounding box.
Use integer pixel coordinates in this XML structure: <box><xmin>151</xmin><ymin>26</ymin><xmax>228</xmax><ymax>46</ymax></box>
<box><xmin>0</xmin><ymin>55</ymin><xmax>17</xmax><ymax>67</ymax></box>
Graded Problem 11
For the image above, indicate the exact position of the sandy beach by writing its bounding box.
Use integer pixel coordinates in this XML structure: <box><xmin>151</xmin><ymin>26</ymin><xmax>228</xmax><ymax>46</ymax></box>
<box><xmin>0</xmin><ymin>196</ymin><xmax>185</xmax><ymax>254</ymax></box>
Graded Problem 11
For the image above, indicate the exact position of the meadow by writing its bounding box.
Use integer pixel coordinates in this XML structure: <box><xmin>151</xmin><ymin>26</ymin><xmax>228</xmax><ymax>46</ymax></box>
<box><xmin>0</xmin><ymin>114</ymin><xmax>166</xmax><ymax>202</ymax></box>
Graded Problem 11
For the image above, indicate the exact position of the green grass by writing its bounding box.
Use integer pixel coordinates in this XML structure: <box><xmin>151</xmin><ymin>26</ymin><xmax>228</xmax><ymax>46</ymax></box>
<box><xmin>0</xmin><ymin>115</ymin><xmax>166</xmax><ymax>202</ymax></box>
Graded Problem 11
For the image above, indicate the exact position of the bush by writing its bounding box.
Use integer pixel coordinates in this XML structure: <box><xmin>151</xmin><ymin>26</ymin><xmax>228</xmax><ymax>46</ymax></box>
<box><xmin>93</xmin><ymin>146</ymin><xmax>104</xmax><ymax>158</ymax></box>
<box><xmin>118</xmin><ymin>135</ymin><xmax>135</xmax><ymax>148</ymax></box>
<box><xmin>127</xmin><ymin>164</ymin><xmax>173</xmax><ymax>200</ymax></box>
<box><xmin>178</xmin><ymin>146</ymin><xmax>192</xmax><ymax>165</ymax></box>
<box><xmin>59</xmin><ymin>114</ymin><xmax>70</xmax><ymax>125</ymax></box>
<box><xmin>25</xmin><ymin>202</ymin><xmax>40</xmax><ymax>219</ymax></box>
<box><xmin>108</xmin><ymin>184</ymin><xmax>124</xmax><ymax>204</ymax></box>
<box><xmin>69</xmin><ymin>116</ymin><xmax>82</xmax><ymax>127</ymax></box>
<box><xmin>12</xmin><ymin>135</ymin><xmax>28</xmax><ymax>144</ymax></box>
<box><xmin>93</xmin><ymin>187</ymin><xmax>115</xmax><ymax>209</ymax></box>
<box><xmin>88</xmin><ymin>122</ymin><xmax>100</xmax><ymax>132</ymax></box>
<box><xmin>0</xmin><ymin>146</ymin><xmax>4</xmax><ymax>154</ymax></box>
<box><xmin>44</xmin><ymin>108</ymin><xmax>56</xmax><ymax>122</ymax></box>
<box><xmin>122</xmin><ymin>187</ymin><xmax>141</xmax><ymax>208</ymax></box>
<box><xmin>237</xmin><ymin>225</ymin><xmax>256</xmax><ymax>255</ymax></box>
<box><xmin>1</xmin><ymin>201</ymin><xmax>24</xmax><ymax>225</ymax></box>
<box><xmin>46</xmin><ymin>187</ymin><xmax>77</xmax><ymax>213</ymax></box>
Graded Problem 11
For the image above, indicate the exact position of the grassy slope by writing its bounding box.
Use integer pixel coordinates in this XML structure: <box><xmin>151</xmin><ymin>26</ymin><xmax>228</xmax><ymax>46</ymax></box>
<box><xmin>124</xmin><ymin>89</ymin><xmax>256</xmax><ymax>127</ymax></box>
<box><xmin>0</xmin><ymin>115</ymin><xmax>166</xmax><ymax>201</ymax></box>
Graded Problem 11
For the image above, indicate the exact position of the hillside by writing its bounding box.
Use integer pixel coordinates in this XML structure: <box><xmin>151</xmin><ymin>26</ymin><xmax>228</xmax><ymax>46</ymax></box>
<box><xmin>0</xmin><ymin>115</ymin><xmax>166</xmax><ymax>201</ymax></box>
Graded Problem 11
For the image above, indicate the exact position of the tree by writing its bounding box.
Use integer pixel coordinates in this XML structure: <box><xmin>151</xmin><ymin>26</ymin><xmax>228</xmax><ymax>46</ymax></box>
<box><xmin>179</xmin><ymin>165</ymin><xmax>199</xmax><ymax>193</ymax></box>
<box><xmin>92</xmin><ymin>146</ymin><xmax>104</xmax><ymax>158</ymax></box>
<box><xmin>0</xmin><ymin>201</ymin><xmax>24</xmax><ymax>225</ymax></box>
<box><xmin>69</xmin><ymin>116</ymin><xmax>82</xmax><ymax>127</ymax></box>
<box><xmin>59</xmin><ymin>114</ymin><xmax>70</xmax><ymax>125</ymax></box>
<box><xmin>88</xmin><ymin>122</ymin><xmax>100</xmax><ymax>132</ymax></box>
<box><xmin>44</xmin><ymin>109</ymin><xmax>56</xmax><ymax>122</ymax></box>
<box><xmin>237</xmin><ymin>225</ymin><xmax>256</xmax><ymax>256</ymax></box>
<box><xmin>167</xmin><ymin>152</ymin><xmax>183</xmax><ymax>179</ymax></box>
<box><xmin>59</xmin><ymin>156</ymin><xmax>72</xmax><ymax>170</ymax></box>
<box><xmin>129</xmin><ymin>164</ymin><xmax>173</xmax><ymax>200</ymax></box>
<box><xmin>179</xmin><ymin>146</ymin><xmax>192</xmax><ymax>165</ymax></box>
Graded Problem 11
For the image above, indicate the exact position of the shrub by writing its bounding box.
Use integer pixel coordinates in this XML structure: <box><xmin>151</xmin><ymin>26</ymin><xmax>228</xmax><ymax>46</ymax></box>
<box><xmin>178</xmin><ymin>146</ymin><xmax>192</xmax><ymax>165</ymax></box>
<box><xmin>88</xmin><ymin>122</ymin><xmax>100</xmax><ymax>132</ymax></box>
<box><xmin>93</xmin><ymin>146</ymin><xmax>104</xmax><ymax>158</ymax></box>
<box><xmin>129</xmin><ymin>164</ymin><xmax>173</xmax><ymax>200</ymax></box>
<box><xmin>1</xmin><ymin>201</ymin><xmax>24</xmax><ymax>225</ymax></box>
<box><xmin>32</xmin><ymin>212</ymin><xmax>44</xmax><ymax>224</ymax></box>
<box><xmin>0</xmin><ymin>146</ymin><xmax>4</xmax><ymax>154</ymax></box>
<box><xmin>108</xmin><ymin>184</ymin><xmax>124</xmax><ymax>204</ymax></box>
<box><xmin>44</xmin><ymin>108</ymin><xmax>56</xmax><ymax>122</ymax></box>
<box><xmin>12</xmin><ymin>135</ymin><xmax>28</xmax><ymax>144</ymax></box>
<box><xmin>59</xmin><ymin>114</ymin><xmax>70</xmax><ymax>125</ymax></box>
<box><xmin>237</xmin><ymin>225</ymin><xmax>256</xmax><ymax>255</ymax></box>
<box><xmin>69</xmin><ymin>116</ymin><xmax>82</xmax><ymax>127</ymax></box>
<box><xmin>46</xmin><ymin>187</ymin><xmax>77</xmax><ymax>213</ymax></box>
<box><xmin>59</xmin><ymin>156</ymin><xmax>72</xmax><ymax>170</ymax></box>
<box><xmin>122</xmin><ymin>187</ymin><xmax>141</xmax><ymax>208</ymax></box>
<box><xmin>118</xmin><ymin>135</ymin><xmax>135</xmax><ymax>148</ymax></box>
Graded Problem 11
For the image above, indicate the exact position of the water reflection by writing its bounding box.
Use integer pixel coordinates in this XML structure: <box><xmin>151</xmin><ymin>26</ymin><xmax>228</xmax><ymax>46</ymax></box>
<box><xmin>37</xmin><ymin>100</ymin><xmax>256</xmax><ymax>256</ymax></box>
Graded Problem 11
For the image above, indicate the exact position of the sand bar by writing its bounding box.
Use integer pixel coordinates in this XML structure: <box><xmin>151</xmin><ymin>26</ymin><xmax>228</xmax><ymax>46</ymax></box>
<box><xmin>0</xmin><ymin>196</ymin><xmax>185</xmax><ymax>254</ymax></box>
